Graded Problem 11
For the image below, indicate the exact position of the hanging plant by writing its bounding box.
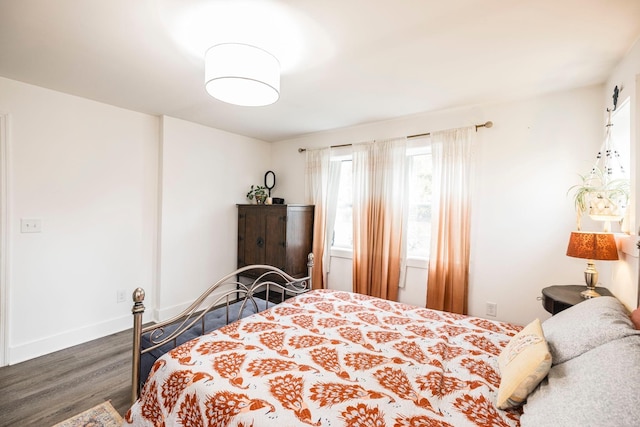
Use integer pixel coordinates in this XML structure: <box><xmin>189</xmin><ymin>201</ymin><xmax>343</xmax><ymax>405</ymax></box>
<box><xmin>568</xmin><ymin>106</ymin><xmax>632</xmax><ymax>229</ymax></box>
<box><xmin>568</xmin><ymin>165</ymin><xmax>630</xmax><ymax>228</ymax></box>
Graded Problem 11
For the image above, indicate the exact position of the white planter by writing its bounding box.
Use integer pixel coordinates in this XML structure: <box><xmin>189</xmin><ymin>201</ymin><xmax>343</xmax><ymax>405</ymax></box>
<box><xmin>587</xmin><ymin>191</ymin><xmax>626</xmax><ymax>221</ymax></box>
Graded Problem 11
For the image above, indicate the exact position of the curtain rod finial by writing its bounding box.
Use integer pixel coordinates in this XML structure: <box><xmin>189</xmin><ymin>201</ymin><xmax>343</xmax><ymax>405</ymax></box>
<box><xmin>484</xmin><ymin>121</ymin><xmax>493</xmax><ymax>128</ymax></box>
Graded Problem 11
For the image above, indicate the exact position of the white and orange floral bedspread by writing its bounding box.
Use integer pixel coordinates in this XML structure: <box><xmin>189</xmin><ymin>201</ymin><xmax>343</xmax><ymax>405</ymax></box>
<box><xmin>125</xmin><ymin>289</ymin><xmax>522</xmax><ymax>427</ymax></box>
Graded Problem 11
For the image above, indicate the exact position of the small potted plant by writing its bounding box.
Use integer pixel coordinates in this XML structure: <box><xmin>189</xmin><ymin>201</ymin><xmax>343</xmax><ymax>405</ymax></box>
<box><xmin>568</xmin><ymin>165</ymin><xmax>630</xmax><ymax>227</ymax></box>
<box><xmin>246</xmin><ymin>185</ymin><xmax>268</xmax><ymax>204</ymax></box>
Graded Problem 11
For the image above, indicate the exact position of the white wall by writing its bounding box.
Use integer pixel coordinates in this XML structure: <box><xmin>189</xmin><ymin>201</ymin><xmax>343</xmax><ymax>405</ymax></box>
<box><xmin>271</xmin><ymin>86</ymin><xmax>604</xmax><ymax>326</ymax></box>
<box><xmin>0</xmin><ymin>78</ymin><xmax>272</xmax><ymax>365</ymax></box>
<box><xmin>0</xmin><ymin>76</ymin><xmax>159</xmax><ymax>363</ymax></box>
<box><xmin>157</xmin><ymin>116</ymin><xmax>271</xmax><ymax>320</ymax></box>
<box><xmin>471</xmin><ymin>88</ymin><xmax>605</xmax><ymax>323</ymax></box>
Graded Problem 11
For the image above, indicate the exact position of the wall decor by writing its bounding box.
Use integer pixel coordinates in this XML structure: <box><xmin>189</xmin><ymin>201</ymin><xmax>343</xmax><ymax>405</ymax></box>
<box><xmin>264</xmin><ymin>170</ymin><xmax>276</xmax><ymax>196</ymax></box>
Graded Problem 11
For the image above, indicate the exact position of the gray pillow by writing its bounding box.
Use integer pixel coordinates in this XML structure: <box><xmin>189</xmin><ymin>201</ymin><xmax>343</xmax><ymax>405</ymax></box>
<box><xmin>520</xmin><ymin>334</ymin><xmax>640</xmax><ymax>427</ymax></box>
<box><xmin>542</xmin><ymin>296</ymin><xmax>638</xmax><ymax>365</ymax></box>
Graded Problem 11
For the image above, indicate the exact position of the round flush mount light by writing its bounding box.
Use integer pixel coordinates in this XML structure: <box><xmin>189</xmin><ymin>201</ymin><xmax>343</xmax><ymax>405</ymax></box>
<box><xmin>205</xmin><ymin>43</ymin><xmax>280</xmax><ymax>107</ymax></box>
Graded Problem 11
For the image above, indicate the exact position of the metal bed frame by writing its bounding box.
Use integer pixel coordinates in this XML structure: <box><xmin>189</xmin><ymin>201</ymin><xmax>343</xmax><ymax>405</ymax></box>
<box><xmin>130</xmin><ymin>254</ymin><xmax>314</xmax><ymax>402</ymax></box>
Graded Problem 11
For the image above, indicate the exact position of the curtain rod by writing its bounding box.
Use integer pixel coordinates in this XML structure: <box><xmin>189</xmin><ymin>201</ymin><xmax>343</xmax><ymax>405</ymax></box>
<box><xmin>297</xmin><ymin>121</ymin><xmax>493</xmax><ymax>153</ymax></box>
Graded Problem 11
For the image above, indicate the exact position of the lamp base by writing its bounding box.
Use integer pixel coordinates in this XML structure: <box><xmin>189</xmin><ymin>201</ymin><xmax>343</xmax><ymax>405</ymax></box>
<box><xmin>581</xmin><ymin>262</ymin><xmax>600</xmax><ymax>299</ymax></box>
<box><xmin>580</xmin><ymin>288</ymin><xmax>601</xmax><ymax>299</ymax></box>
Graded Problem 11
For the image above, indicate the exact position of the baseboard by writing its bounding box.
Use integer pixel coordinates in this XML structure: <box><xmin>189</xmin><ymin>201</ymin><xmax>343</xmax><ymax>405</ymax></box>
<box><xmin>7</xmin><ymin>311</ymin><xmax>152</xmax><ymax>365</ymax></box>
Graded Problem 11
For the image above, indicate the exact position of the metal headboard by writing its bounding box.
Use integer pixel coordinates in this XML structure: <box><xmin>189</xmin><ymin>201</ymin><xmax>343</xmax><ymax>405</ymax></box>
<box><xmin>130</xmin><ymin>254</ymin><xmax>314</xmax><ymax>402</ymax></box>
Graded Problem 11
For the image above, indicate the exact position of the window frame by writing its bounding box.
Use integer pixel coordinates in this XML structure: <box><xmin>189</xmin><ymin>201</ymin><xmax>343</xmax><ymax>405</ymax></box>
<box><xmin>328</xmin><ymin>139</ymin><xmax>432</xmax><ymax>263</ymax></box>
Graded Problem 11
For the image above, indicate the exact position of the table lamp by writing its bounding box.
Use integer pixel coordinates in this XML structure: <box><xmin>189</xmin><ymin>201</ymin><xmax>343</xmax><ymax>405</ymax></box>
<box><xmin>566</xmin><ymin>231</ymin><xmax>618</xmax><ymax>298</ymax></box>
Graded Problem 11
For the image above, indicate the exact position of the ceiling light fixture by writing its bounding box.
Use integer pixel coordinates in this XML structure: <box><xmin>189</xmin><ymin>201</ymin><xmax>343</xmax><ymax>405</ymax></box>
<box><xmin>205</xmin><ymin>43</ymin><xmax>280</xmax><ymax>107</ymax></box>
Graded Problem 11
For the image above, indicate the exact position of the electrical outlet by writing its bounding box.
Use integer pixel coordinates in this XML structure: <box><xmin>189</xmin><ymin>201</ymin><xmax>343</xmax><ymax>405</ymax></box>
<box><xmin>117</xmin><ymin>289</ymin><xmax>126</xmax><ymax>303</ymax></box>
<box><xmin>21</xmin><ymin>218</ymin><xmax>42</xmax><ymax>233</ymax></box>
<box><xmin>486</xmin><ymin>302</ymin><xmax>497</xmax><ymax>317</ymax></box>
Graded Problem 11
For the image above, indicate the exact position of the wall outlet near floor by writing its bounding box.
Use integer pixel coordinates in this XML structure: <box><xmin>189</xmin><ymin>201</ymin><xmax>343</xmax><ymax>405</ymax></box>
<box><xmin>486</xmin><ymin>302</ymin><xmax>498</xmax><ymax>317</ymax></box>
<box><xmin>20</xmin><ymin>218</ymin><xmax>42</xmax><ymax>233</ymax></box>
<box><xmin>116</xmin><ymin>289</ymin><xmax>127</xmax><ymax>303</ymax></box>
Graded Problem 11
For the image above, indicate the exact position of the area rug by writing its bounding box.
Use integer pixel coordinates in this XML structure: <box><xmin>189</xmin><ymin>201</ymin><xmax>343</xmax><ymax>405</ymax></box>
<box><xmin>52</xmin><ymin>401</ymin><xmax>123</xmax><ymax>427</ymax></box>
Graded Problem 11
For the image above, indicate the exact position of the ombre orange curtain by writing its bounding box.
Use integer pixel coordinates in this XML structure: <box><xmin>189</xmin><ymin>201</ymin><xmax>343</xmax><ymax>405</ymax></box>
<box><xmin>305</xmin><ymin>148</ymin><xmax>340</xmax><ymax>289</ymax></box>
<box><xmin>352</xmin><ymin>138</ymin><xmax>407</xmax><ymax>301</ymax></box>
<box><xmin>426</xmin><ymin>127</ymin><xmax>475</xmax><ymax>314</ymax></box>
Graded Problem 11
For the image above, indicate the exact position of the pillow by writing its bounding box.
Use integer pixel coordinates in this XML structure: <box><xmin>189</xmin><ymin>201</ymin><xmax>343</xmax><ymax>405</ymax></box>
<box><xmin>542</xmin><ymin>296</ymin><xmax>638</xmax><ymax>365</ymax></box>
<box><xmin>496</xmin><ymin>318</ymin><xmax>552</xmax><ymax>409</ymax></box>
<box><xmin>520</xmin><ymin>334</ymin><xmax>640</xmax><ymax>427</ymax></box>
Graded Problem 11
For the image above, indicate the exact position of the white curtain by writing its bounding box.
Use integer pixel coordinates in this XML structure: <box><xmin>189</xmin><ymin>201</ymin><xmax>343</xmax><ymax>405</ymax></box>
<box><xmin>305</xmin><ymin>148</ymin><xmax>340</xmax><ymax>288</ymax></box>
<box><xmin>426</xmin><ymin>127</ymin><xmax>475</xmax><ymax>314</ymax></box>
<box><xmin>352</xmin><ymin>137</ymin><xmax>407</xmax><ymax>301</ymax></box>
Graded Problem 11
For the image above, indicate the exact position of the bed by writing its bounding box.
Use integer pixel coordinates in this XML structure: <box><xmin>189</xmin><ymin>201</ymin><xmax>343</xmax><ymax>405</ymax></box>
<box><xmin>125</xmin><ymin>255</ymin><xmax>640</xmax><ymax>427</ymax></box>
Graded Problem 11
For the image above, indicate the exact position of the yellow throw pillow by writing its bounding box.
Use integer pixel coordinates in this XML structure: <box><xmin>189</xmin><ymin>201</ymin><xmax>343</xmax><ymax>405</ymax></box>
<box><xmin>496</xmin><ymin>318</ymin><xmax>552</xmax><ymax>409</ymax></box>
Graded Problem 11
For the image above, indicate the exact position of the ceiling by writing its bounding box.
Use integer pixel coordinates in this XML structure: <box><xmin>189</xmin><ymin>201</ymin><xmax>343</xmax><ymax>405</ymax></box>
<box><xmin>1</xmin><ymin>0</ymin><xmax>639</xmax><ymax>142</ymax></box>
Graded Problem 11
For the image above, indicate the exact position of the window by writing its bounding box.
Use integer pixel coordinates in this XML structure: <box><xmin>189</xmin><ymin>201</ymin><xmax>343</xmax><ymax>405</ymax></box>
<box><xmin>332</xmin><ymin>160</ymin><xmax>353</xmax><ymax>248</ymax></box>
<box><xmin>610</xmin><ymin>97</ymin><xmax>632</xmax><ymax>233</ymax></box>
<box><xmin>406</xmin><ymin>151</ymin><xmax>432</xmax><ymax>258</ymax></box>
<box><xmin>610</xmin><ymin>97</ymin><xmax>630</xmax><ymax>180</ymax></box>
<box><xmin>331</xmin><ymin>145</ymin><xmax>432</xmax><ymax>259</ymax></box>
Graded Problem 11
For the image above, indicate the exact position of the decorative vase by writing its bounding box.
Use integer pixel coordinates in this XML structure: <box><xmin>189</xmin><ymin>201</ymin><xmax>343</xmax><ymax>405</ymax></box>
<box><xmin>255</xmin><ymin>194</ymin><xmax>267</xmax><ymax>205</ymax></box>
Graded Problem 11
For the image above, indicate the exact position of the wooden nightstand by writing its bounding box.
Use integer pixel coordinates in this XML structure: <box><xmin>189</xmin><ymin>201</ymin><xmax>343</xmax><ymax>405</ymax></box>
<box><xmin>541</xmin><ymin>285</ymin><xmax>614</xmax><ymax>315</ymax></box>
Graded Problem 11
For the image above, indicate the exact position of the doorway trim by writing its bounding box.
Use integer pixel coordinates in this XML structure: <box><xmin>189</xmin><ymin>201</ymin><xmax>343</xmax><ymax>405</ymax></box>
<box><xmin>0</xmin><ymin>113</ymin><xmax>9</xmax><ymax>366</ymax></box>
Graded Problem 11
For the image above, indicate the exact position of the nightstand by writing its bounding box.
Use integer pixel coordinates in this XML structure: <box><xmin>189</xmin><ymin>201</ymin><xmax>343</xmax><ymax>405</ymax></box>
<box><xmin>541</xmin><ymin>285</ymin><xmax>614</xmax><ymax>315</ymax></box>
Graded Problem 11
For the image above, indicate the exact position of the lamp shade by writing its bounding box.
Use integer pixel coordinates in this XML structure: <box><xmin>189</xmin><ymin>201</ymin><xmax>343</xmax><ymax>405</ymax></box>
<box><xmin>205</xmin><ymin>43</ymin><xmax>280</xmax><ymax>107</ymax></box>
<box><xmin>566</xmin><ymin>231</ymin><xmax>618</xmax><ymax>261</ymax></box>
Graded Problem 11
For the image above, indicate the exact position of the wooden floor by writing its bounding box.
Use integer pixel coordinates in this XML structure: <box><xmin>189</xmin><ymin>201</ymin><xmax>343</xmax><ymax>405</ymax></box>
<box><xmin>0</xmin><ymin>328</ymin><xmax>132</xmax><ymax>426</ymax></box>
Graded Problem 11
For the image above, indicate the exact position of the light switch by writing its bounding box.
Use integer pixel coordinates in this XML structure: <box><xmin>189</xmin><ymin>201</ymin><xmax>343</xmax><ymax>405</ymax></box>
<box><xmin>21</xmin><ymin>219</ymin><xmax>42</xmax><ymax>233</ymax></box>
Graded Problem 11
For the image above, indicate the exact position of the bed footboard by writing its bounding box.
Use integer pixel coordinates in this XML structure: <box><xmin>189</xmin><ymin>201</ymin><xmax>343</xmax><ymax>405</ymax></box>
<box><xmin>130</xmin><ymin>254</ymin><xmax>314</xmax><ymax>402</ymax></box>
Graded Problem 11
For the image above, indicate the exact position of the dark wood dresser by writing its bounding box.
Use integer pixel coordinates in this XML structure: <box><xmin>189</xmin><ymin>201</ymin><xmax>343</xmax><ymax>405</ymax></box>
<box><xmin>237</xmin><ymin>204</ymin><xmax>314</xmax><ymax>282</ymax></box>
